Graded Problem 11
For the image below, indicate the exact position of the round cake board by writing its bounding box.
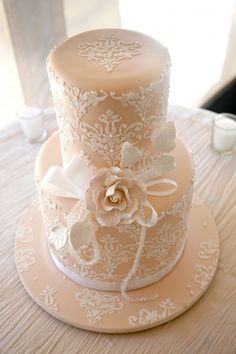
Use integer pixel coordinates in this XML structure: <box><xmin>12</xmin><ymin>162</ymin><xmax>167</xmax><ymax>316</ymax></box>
<box><xmin>15</xmin><ymin>201</ymin><xmax>219</xmax><ymax>333</ymax></box>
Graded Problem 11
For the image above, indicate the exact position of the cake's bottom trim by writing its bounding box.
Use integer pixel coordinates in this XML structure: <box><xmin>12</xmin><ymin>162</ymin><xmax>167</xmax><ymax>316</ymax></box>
<box><xmin>50</xmin><ymin>238</ymin><xmax>186</xmax><ymax>291</ymax></box>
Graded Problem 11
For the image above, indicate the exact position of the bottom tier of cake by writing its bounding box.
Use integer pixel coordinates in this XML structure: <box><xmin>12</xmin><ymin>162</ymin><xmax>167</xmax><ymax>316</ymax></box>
<box><xmin>35</xmin><ymin>132</ymin><xmax>194</xmax><ymax>291</ymax></box>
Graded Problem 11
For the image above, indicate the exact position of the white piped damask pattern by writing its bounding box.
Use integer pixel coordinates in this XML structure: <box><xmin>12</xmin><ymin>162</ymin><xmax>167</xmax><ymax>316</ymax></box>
<box><xmin>111</xmin><ymin>82</ymin><xmax>159</xmax><ymax>120</ymax></box>
<box><xmin>198</xmin><ymin>240</ymin><xmax>219</xmax><ymax>259</ymax></box>
<box><xmin>36</xmin><ymin>179</ymin><xmax>67</xmax><ymax>231</ymax></box>
<box><xmin>47</xmin><ymin>63</ymin><xmax>169</xmax><ymax>165</ymax></box>
<box><xmin>128</xmin><ymin>298</ymin><xmax>176</xmax><ymax>326</ymax></box>
<box><xmin>110</xmin><ymin>63</ymin><xmax>170</xmax><ymax>135</ymax></box>
<box><xmin>16</xmin><ymin>224</ymin><xmax>33</xmax><ymax>243</ymax></box>
<box><xmin>194</xmin><ymin>239</ymin><xmax>219</xmax><ymax>290</ymax></box>
<box><xmin>48</xmin><ymin>65</ymin><xmax>108</xmax><ymax>121</ymax></box>
<box><xmin>134</xmin><ymin>148</ymin><xmax>160</xmax><ymax>172</ymax></box>
<box><xmin>40</xmin><ymin>285</ymin><xmax>58</xmax><ymax>312</ymax></box>
<box><xmin>80</xmin><ymin>109</ymin><xmax>143</xmax><ymax>165</ymax></box>
<box><xmin>78</xmin><ymin>35</ymin><xmax>142</xmax><ymax>72</ymax></box>
<box><xmin>194</xmin><ymin>265</ymin><xmax>215</xmax><ymax>290</ymax></box>
<box><xmin>75</xmin><ymin>288</ymin><xmax>124</xmax><ymax>325</ymax></box>
<box><xmin>15</xmin><ymin>248</ymin><xmax>36</xmax><ymax>273</ymax></box>
<box><xmin>40</xmin><ymin>181</ymin><xmax>193</xmax><ymax>284</ymax></box>
<box><xmin>82</xmin><ymin>234</ymin><xmax>137</xmax><ymax>279</ymax></box>
<box><xmin>47</xmin><ymin>65</ymin><xmax>108</xmax><ymax>156</ymax></box>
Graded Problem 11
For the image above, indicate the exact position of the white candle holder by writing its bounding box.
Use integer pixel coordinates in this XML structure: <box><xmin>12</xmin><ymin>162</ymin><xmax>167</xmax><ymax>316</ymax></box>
<box><xmin>17</xmin><ymin>106</ymin><xmax>47</xmax><ymax>143</ymax></box>
<box><xmin>212</xmin><ymin>113</ymin><xmax>236</xmax><ymax>153</ymax></box>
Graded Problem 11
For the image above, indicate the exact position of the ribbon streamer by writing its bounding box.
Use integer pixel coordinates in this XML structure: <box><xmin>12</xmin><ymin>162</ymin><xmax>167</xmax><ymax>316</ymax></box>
<box><xmin>146</xmin><ymin>178</ymin><xmax>177</xmax><ymax>197</ymax></box>
<box><xmin>121</xmin><ymin>225</ymin><xmax>159</xmax><ymax>303</ymax></box>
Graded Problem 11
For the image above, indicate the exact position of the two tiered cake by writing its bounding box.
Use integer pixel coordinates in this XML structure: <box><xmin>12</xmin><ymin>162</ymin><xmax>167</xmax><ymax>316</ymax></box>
<box><xmin>36</xmin><ymin>29</ymin><xmax>193</xmax><ymax>291</ymax></box>
<box><xmin>15</xmin><ymin>28</ymin><xmax>219</xmax><ymax>332</ymax></box>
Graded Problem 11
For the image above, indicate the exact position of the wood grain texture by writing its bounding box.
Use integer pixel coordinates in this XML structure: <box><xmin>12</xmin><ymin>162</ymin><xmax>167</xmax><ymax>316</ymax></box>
<box><xmin>0</xmin><ymin>105</ymin><xmax>236</xmax><ymax>354</ymax></box>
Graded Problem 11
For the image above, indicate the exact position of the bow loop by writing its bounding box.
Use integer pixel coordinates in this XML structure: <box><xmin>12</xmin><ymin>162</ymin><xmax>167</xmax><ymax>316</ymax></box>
<box><xmin>42</xmin><ymin>157</ymin><xmax>94</xmax><ymax>200</ymax></box>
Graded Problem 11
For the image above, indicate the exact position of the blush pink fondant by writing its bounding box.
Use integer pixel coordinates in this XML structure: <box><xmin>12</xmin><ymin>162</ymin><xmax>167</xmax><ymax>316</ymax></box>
<box><xmin>36</xmin><ymin>28</ymin><xmax>194</xmax><ymax>291</ymax></box>
<box><xmin>47</xmin><ymin>29</ymin><xmax>170</xmax><ymax>166</ymax></box>
<box><xmin>35</xmin><ymin>132</ymin><xmax>193</xmax><ymax>290</ymax></box>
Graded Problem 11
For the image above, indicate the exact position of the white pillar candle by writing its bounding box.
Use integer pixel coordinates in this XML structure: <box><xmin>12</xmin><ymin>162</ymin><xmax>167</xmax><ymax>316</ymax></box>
<box><xmin>212</xmin><ymin>113</ymin><xmax>236</xmax><ymax>152</ymax></box>
<box><xmin>17</xmin><ymin>106</ymin><xmax>47</xmax><ymax>142</ymax></box>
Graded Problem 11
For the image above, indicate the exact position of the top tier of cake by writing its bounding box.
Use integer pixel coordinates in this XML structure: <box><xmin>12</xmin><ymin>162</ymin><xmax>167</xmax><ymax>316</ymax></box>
<box><xmin>47</xmin><ymin>28</ymin><xmax>170</xmax><ymax>167</ymax></box>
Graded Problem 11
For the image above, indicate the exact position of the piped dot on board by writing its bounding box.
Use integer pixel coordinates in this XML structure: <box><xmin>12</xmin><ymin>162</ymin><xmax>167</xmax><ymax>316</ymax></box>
<box><xmin>33</xmin><ymin>277</ymin><xmax>38</xmax><ymax>281</ymax></box>
<box><xmin>203</xmin><ymin>222</ymin><xmax>208</xmax><ymax>228</ymax></box>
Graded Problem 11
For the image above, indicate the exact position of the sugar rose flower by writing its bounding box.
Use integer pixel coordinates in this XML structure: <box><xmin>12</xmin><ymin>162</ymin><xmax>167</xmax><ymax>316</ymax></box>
<box><xmin>85</xmin><ymin>167</ymin><xmax>147</xmax><ymax>226</ymax></box>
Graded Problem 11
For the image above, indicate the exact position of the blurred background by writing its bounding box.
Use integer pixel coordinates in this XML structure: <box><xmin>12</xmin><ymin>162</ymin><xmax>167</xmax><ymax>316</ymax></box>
<box><xmin>0</xmin><ymin>0</ymin><xmax>235</xmax><ymax>128</ymax></box>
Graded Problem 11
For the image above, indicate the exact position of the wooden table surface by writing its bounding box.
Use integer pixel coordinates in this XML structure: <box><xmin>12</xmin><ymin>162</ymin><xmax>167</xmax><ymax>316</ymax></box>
<box><xmin>1</xmin><ymin>105</ymin><xmax>236</xmax><ymax>354</ymax></box>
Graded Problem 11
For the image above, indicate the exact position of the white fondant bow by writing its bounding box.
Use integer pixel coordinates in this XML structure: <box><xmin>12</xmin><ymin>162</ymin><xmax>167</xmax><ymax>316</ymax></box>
<box><xmin>42</xmin><ymin>158</ymin><xmax>94</xmax><ymax>200</ymax></box>
<box><xmin>42</xmin><ymin>144</ymin><xmax>177</xmax><ymax>229</ymax></box>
